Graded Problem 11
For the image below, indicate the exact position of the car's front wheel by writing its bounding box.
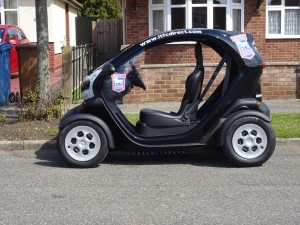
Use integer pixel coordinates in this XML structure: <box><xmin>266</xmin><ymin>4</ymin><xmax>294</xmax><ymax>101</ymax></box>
<box><xmin>223</xmin><ymin>116</ymin><xmax>276</xmax><ymax>167</ymax></box>
<box><xmin>58</xmin><ymin>120</ymin><xmax>108</xmax><ymax>168</ymax></box>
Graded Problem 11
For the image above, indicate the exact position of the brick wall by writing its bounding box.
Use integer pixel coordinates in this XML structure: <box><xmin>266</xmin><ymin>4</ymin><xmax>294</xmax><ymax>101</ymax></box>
<box><xmin>262</xmin><ymin>64</ymin><xmax>298</xmax><ymax>99</ymax></box>
<box><xmin>124</xmin><ymin>64</ymin><xmax>226</xmax><ymax>103</ymax></box>
<box><xmin>49</xmin><ymin>42</ymin><xmax>63</xmax><ymax>84</ymax></box>
<box><xmin>124</xmin><ymin>63</ymin><xmax>298</xmax><ymax>103</ymax></box>
<box><xmin>125</xmin><ymin>65</ymin><xmax>194</xmax><ymax>103</ymax></box>
<box><xmin>244</xmin><ymin>1</ymin><xmax>300</xmax><ymax>63</ymax></box>
<box><xmin>124</xmin><ymin>0</ymin><xmax>299</xmax><ymax>102</ymax></box>
<box><xmin>49</xmin><ymin>42</ymin><xmax>55</xmax><ymax>75</ymax></box>
<box><xmin>244</xmin><ymin>1</ymin><xmax>299</xmax><ymax>99</ymax></box>
<box><xmin>126</xmin><ymin>0</ymin><xmax>149</xmax><ymax>43</ymax></box>
<box><xmin>297</xmin><ymin>67</ymin><xmax>300</xmax><ymax>98</ymax></box>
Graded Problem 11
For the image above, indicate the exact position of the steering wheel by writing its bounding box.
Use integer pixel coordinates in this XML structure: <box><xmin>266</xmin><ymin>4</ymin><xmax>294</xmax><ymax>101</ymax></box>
<box><xmin>129</xmin><ymin>61</ymin><xmax>146</xmax><ymax>90</ymax></box>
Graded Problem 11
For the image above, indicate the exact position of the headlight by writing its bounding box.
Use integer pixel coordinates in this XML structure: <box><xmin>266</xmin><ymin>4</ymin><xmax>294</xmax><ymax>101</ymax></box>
<box><xmin>81</xmin><ymin>80</ymin><xmax>90</xmax><ymax>92</ymax></box>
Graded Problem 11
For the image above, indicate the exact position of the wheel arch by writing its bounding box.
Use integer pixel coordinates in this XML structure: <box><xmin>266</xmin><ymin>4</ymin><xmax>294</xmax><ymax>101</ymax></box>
<box><xmin>218</xmin><ymin>110</ymin><xmax>272</xmax><ymax>146</ymax></box>
<box><xmin>59</xmin><ymin>113</ymin><xmax>115</xmax><ymax>149</ymax></box>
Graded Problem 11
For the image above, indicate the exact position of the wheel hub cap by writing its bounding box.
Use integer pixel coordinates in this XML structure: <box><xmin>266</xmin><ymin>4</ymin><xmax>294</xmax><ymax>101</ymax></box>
<box><xmin>232</xmin><ymin>123</ymin><xmax>268</xmax><ymax>159</ymax></box>
<box><xmin>64</xmin><ymin>126</ymin><xmax>101</xmax><ymax>162</ymax></box>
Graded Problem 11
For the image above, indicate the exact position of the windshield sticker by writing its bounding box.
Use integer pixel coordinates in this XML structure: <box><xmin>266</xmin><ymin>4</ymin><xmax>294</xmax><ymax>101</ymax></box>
<box><xmin>231</xmin><ymin>34</ymin><xmax>255</xmax><ymax>60</ymax></box>
<box><xmin>140</xmin><ymin>29</ymin><xmax>202</xmax><ymax>47</ymax></box>
<box><xmin>112</xmin><ymin>74</ymin><xmax>126</xmax><ymax>93</ymax></box>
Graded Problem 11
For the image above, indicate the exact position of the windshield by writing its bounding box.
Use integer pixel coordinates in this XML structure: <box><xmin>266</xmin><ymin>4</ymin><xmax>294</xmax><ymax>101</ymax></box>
<box><xmin>0</xmin><ymin>28</ymin><xmax>4</xmax><ymax>42</ymax></box>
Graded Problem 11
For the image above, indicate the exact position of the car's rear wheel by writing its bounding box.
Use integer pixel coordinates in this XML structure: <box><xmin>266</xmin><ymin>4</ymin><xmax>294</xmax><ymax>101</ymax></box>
<box><xmin>58</xmin><ymin>120</ymin><xmax>108</xmax><ymax>168</ymax></box>
<box><xmin>223</xmin><ymin>116</ymin><xmax>276</xmax><ymax>167</ymax></box>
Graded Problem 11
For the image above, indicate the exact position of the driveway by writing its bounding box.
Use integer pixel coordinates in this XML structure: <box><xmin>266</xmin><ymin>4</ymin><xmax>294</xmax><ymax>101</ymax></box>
<box><xmin>0</xmin><ymin>143</ymin><xmax>299</xmax><ymax>225</ymax></box>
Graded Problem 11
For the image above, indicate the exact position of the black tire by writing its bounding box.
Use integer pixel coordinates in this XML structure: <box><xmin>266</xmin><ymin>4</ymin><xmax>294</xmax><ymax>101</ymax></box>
<box><xmin>58</xmin><ymin>120</ymin><xmax>108</xmax><ymax>168</ymax></box>
<box><xmin>223</xmin><ymin>116</ymin><xmax>276</xmax><ymax>167</ymax></box>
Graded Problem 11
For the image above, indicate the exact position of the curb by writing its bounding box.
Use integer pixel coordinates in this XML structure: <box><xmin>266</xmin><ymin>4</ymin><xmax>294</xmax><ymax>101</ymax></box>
<box><xmin>0</xmin><ymin>140</ymin><xmax>57</xmax><ymax>151</ymax></box>
<box><xmin>275</xmin><ymin>138</ymin><xmax>300</xmax><ymax>146</ymax></box>
<box><xmin>0</xmin><ymin>138</ymin><xmax>300</xmax><ymax>151</ymax></box>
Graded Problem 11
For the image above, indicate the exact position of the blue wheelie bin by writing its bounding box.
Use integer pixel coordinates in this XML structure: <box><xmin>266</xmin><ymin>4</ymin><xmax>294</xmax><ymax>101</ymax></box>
<box><xmin>0</xmin><ymin>43</ymin><xmax>12</xmax><ymax>105</ymax></box>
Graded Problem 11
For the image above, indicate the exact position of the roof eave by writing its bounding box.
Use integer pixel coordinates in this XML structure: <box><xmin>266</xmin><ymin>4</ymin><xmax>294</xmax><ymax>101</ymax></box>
<box><xmin>65</xmin><ymin>0</ymin><xmax>83</xmax><ymax>10</ymax></box>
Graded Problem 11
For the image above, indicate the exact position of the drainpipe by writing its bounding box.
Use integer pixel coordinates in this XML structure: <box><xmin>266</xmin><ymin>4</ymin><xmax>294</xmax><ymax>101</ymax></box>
<box><xmin>122</xmin><ymin>0</ymin><xmax>126</xmax><ymax>45</ymax></box>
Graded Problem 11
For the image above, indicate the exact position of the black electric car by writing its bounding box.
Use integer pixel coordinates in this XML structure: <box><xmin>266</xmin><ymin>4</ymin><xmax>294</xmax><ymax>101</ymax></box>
<box><xmin>58</xmin><ymin>29</ymin><xmax>276</xmax><ymax>168</ymax></box>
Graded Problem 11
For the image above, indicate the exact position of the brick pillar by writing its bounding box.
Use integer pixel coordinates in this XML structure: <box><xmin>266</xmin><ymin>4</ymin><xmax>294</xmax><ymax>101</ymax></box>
<box><xmin>65</xmin><ymin>3</ymin><xmax>70</xmax><ymax>46</ymax></box>
<box><xmin>48</xmin><ymin>42</ymin><xmax>55</xmax><ymax>76</ymax></box>
<box><xmin>297</xmin><ymin>66</ymin><xmax>300</xmax><ymax>98</ymax></box>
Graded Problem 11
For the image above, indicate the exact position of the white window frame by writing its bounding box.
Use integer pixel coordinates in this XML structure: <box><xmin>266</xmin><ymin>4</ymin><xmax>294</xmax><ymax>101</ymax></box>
<box><xmin>0</xmin><ymin>0</ymin><xmax>19</xmax><ymax>25</ymax></box>
<box><xmin>149</xmin><ymin>2</ymin><xmax>166</xmax><ymax>35</ymax></box>
<box><xmin>149</xmin><ymin>0</ymin><xmax>244</xmax><ymax>36</ymax></box>
<box><xmin>266</xmin><ymin>0</ymin><xmax>300</xmax><ymax>39</ymax></box>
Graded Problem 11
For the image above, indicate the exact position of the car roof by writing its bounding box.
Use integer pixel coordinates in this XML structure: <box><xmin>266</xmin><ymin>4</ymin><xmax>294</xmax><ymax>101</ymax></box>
<box><xmin>111</xmin><ymin>28</ymin><xmax>262</xmax><ymax>69</ymax></box>
<box><xmin>0</xmin><ymin>24</ymin><xmax>20</xmax><ymax>29</ymax></box>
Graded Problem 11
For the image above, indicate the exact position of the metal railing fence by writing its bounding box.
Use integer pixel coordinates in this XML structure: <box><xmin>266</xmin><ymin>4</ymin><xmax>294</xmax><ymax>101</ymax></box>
<box><xmin>71</xmin><ymin>43</ymin><xmax>95</xmax><ymax>101</ymax></box>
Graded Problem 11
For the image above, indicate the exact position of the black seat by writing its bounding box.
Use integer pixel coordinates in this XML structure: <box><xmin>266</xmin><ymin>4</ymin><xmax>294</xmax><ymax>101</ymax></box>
<box><xmin>139</xmin><ymin>42</ymin><xmax>204</xmax><ymax>127</ymax></box>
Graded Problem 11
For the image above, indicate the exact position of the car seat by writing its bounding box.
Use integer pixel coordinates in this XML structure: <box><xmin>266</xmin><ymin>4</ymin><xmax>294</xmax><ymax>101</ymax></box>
<box><xmin>139</xmin><ymin>42</ymin><xmax>204</xmax><ymax>127</ymax></box>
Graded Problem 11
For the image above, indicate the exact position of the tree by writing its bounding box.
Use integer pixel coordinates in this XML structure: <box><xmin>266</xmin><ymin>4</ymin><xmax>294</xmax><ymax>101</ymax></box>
<box><xmin>35</xmin><ymin>0</ymin><xmax>50</xmax><ymax>107</ymax></box>
<box><xmin>81</xmin><ymin>0</ymin><xmax>122</xmax><ymax>19</ymax></box>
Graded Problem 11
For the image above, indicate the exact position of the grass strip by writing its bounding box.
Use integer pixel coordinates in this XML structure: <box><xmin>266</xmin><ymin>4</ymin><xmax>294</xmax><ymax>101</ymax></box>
<box><xmin>123</xmin><ymin>112</ymin><xmax>300</xmax><ymax>138</ymax></box>
<box><xmin>44</xmin><ymin>112</ymin><xmax>300</xmax><ymax>139</ymax></box>
<box><xmin>271</xmin><ymin>113</ymin><xmax>300</xmax><ymax>138</ymax></box>
<box><xmin>123</xmin><ymin>112</ymin><xmax>139</xmax><ymax>125</ymax></box>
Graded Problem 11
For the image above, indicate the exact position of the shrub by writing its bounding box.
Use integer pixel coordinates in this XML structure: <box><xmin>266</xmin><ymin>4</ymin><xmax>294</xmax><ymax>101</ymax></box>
<box><xmin>0</xmin><ymin>113</ymin><xmax>7</xmax><ymax>123</ymax></box>
<box><xmin>18</xmin><ymin>86</ymin><xmax>64</xmax><ymax>122</ymax></box>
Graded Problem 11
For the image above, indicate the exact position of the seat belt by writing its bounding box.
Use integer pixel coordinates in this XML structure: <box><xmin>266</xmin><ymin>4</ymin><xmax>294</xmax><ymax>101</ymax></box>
<box><xmin>200</xmin><ymin>53</ymin><xmax>228</xmax><ymax>101</ymax></box>
<box><xmin>222</xmin><ymin>56</ymin><xmax>232</xmax><ymax>97</ymax></box>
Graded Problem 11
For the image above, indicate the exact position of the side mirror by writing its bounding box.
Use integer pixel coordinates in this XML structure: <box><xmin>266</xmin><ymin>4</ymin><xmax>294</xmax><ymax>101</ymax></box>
<box><xmin>92</xmin><ymin>62</ymin><xmax>115</xmax><ymax>96</ymax></box>
<box><xmin>99</xmin><ymin>62</ymin><xmax>115</xmax><ymax>77</ymax></box>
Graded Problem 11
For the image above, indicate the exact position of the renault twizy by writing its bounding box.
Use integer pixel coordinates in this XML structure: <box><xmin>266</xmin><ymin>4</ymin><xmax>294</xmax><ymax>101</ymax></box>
<box><xmin>58</xmin><ymin>29</ymin><xmax>276</xmax><ymax>168</ymax></box>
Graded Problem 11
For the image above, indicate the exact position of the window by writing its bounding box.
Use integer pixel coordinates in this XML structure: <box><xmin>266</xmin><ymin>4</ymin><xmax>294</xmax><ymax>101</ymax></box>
<box><xmin>0</xmin><ymin>27</ymin><xmax>4</xmax><ymax>41</ymax></box>
<box><xmin>149</xmin><ymin>0</ymin><xmax>244</xmax><ymax>35</ymax></box>
<box><xmin>0</xmin><ymin>0</ymin><xmax>18</xmax><ymax>25</ymax></box>
<box><xmin>15</xmin><ymin>28</ymin><xmax>26</xmax><ymax>40</ymax></box>
<box><xmin>266</xmin><ymin>0</ymin><xmax>300</xmax><ymax>38</ymax></box>
<box><xmin>6</xmin><ymin>28</ymin><xmax>16</xmax><ymax>41</ymax></box>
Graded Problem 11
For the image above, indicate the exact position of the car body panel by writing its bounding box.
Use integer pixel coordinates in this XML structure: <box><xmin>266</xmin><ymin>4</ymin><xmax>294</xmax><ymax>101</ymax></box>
<box><xmin>0</xmin><ymin>24</ymin><xmax>30</xmax><ymax>74</ymax></box>
<box><xmin>61</xmin><ymin>28</ymin><xmax>269</xmax><ymax>152</ymax></box>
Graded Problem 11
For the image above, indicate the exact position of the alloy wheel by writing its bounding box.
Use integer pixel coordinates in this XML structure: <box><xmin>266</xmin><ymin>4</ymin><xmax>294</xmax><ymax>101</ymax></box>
<box><xmin>232</xmin><ymin>123</ymin><xmax>268</xmax><ymax>160</ymax></box>
<box><xmin>64</xmin><ymin>126</ymin><xmax>101</xmax><ymax>162</ymax></box>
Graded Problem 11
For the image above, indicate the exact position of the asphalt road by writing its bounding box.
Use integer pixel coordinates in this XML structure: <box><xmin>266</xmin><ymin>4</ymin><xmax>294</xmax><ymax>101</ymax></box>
<box><xmin>0</xmin><ymin>143</ymin><xmax>299</xmax><ymax>225</ymax></box>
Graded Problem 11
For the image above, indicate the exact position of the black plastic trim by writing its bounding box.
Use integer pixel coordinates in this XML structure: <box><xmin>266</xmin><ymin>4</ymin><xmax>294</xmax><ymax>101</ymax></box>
<box><xmin>218</xmin><ymin>110</ymin><xmax>271</xmax><ymax>146</ymax></box>
<box><xmin>59</xmin><ymin>113</ymin><xmax>115</xmax><ymax>149</ymax></box>
<box><xmin>222</xmin><ymin>98</ymin><xmax>259</xmax><ymax>117</ymax></box>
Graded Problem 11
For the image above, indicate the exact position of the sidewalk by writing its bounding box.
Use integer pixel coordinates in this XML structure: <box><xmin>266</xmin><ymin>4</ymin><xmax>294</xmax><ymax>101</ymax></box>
<box><xmin>0</xmin><ymin>99</ymin><xmax>299</xmax><ymax>150</ymax></box>
<box><xmin>10</xmin><ymin>73</ymin><xmax>62</xmax><ymax>94</ymax></box>
<box><xmin>118</xmin><ymin>99</ymin><xmax>300</xmax><ymax>113</ymax></box>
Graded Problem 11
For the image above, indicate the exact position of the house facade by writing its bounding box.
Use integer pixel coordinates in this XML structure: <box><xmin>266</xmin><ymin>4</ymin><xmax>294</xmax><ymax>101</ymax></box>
<box><xmin>122</xmin><ymin>0</ymin><xmax>300</xmax><ymax>102</ymax></box>
<box><xmin>0</xmin><ymin>0</ymin><xmax>81</xmax><ymax>80</ymax></box>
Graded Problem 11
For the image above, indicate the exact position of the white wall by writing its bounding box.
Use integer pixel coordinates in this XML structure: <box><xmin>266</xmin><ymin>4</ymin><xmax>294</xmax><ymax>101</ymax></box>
<box><xmin>18</xmin><ymin>0</ymin><xmax>41</xmax><ymax>43</ymax></box>
<box><xmin>51</xmin><ymin>0</ymin><xmax>66</xmax><ymax>53</ymax></box>
<box><xmin>69</xmin><ymin>6</ymin><xmax>77</xmax><ymax>47</ymax></box>
<box><xmin>18</xmin><ymin>0</ymin><xmax>79</xmax><ymax>54</ymax></box>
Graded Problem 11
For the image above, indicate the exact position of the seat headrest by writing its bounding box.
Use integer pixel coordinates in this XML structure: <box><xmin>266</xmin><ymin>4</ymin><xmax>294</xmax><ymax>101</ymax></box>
<box><xmin>194</xmin><ymin>42</ymin><xmax>201</xmax><ymax>59</ymax></box>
